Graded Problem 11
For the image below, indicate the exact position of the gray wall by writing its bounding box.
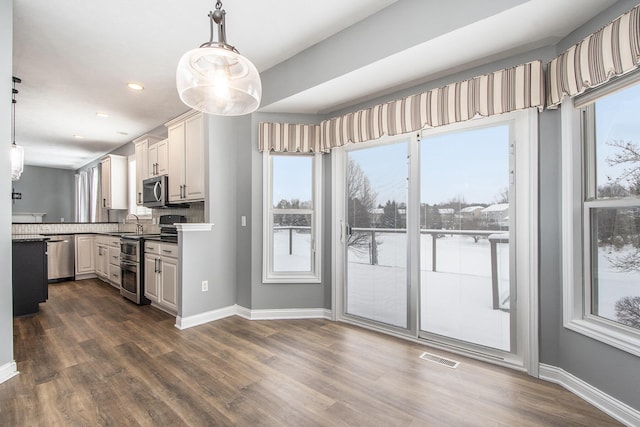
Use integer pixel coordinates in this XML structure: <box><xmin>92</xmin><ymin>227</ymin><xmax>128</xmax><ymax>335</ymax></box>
<box><xmin>1</xmin><ymin>0</ymin><xmax>14</xmax><ymax>375</ymax></box>
<box><xmin>11</xmin><ymin>166</ymin><xmax>75</xmax><ymax>223</ymax></box>
<box><xmin>540</xmin><ymin>0</ymin><xmax>640</xmax><ymax>410</ymax></box>
<box><xmin>245</xmin><ymin>112</ymin><xmax>328</xmax><ymax>310</ymax></box>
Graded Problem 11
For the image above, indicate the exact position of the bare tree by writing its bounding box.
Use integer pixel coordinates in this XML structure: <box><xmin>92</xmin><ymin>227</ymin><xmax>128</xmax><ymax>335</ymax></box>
<box><xmin>494</xmin><ymin>187</ymin><xmax>509</xmax><ymax>204</ymax></box>
<box><xmin>606</xmin><ymin>140</ymin><xmax>640</xmax><ymax>195</ymax></box>
<box><xmin>347</xmin><ymin>159</ymin><xmax>378</xmax><ymax>253</ymax></box>
<box><xmin>615</xmin><ymin>296</ymin><xmax>640</xmax><ymax>329</ymax></box>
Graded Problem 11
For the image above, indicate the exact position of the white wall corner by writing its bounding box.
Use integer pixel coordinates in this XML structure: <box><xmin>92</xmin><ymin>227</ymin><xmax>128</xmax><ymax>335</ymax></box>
<box><xmin>539</xmin><ymin>364</ymin><xmax>640</xmax><ymax>426</ymax></box>
<box><xmin>0</xmin><ymin>361</ymin><xmax>18</xmax><ymax>385</ymax></box>
<box><xmin>175</xmin><ymin>305</ymin><xmax>333</xmax><ymax>329</ymax></box>
<box><xmin>175</xmin><ymin>305</ymin><xmax>236</xmax><ymax>330</ymax></box>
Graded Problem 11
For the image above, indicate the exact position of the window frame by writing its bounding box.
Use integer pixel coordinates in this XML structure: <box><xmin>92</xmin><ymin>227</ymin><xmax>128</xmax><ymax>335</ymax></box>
<box><xmin>262</xmin><ymin>151</ymin><xmax>322</xmax><ymax>284</ymax></box>
<box><xmin>562</xmin><ymin>73</ymin><xmax>640</xmax><ymax>357</ymax></box>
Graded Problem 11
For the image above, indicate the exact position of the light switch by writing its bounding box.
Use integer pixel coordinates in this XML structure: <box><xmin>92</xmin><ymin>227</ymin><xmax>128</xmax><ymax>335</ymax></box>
<box><xmin>241</xmin><ymin>216</ymin><xmax>247</xmax><ymax>227</ymax></box>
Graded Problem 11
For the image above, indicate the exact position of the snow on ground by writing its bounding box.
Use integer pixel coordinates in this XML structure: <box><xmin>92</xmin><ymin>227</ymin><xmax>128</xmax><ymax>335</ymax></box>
<box><xmin>595</xmin><ymin>245</ymin><xmax>640</xmax><ymax>323</ymax></box>
<box><xmin>274</xmin><ymin>230</ymin><xmax>640</xmax><ymax>348</ymax></box>
<box><xmin>348</xmin><ymin>233</ymin><xmax>511</xmax><ymax>351</ymax></box>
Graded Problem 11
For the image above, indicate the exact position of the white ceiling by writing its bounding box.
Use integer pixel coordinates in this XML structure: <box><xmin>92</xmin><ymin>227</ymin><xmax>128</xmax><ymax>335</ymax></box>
<box><xmin>12</xmin><ymin>0</ymin><xmax>615</xmax><ymax>170</ymax></box>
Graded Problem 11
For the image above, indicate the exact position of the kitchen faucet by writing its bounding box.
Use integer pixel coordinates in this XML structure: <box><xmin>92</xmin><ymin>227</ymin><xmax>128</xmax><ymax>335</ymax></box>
<box><xmin>127</xmin><ymin>214</ymin><xmax>144</xmax><ymax>235</ymax></box>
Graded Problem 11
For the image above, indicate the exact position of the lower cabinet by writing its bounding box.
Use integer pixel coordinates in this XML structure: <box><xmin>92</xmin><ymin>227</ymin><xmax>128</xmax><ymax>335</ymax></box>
<box><xmin>94</xmin><ymin>235</ymin><xmax>121</xmax><ymax>288</ymax></box>
<box><xmin>12</xmin><ymin>240</ymin><xmax>48</xmax><ymax>316</ymax></box>
<box><xmin>75</xmin><ymin>235</ymin><xmax>95</xmax><ymax>276</ymax></box>
<box><xmin>144</xmin><ymin>241</ymin><xmax>178</xmax><ymax>314</ymax></box>
<box><xmin>95</xmin><ymin>242</ymin><xmax>109</xmax><ymax>280</ymax></box>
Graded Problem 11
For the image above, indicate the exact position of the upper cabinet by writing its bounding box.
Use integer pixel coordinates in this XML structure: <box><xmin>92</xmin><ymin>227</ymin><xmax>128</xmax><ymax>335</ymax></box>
<box><xmin>166</xmin><ymin>111</ymin><xmax>205</xmax><ymax>203</ymax></box>
<box><xmin>100</xmin><ymin>154</ymin><xmax>127</xmax><ymax>209</ymax></box>
<box><xmin>148</xmin><ymin>138</ymin><xmax>168</xmax><ymax>177</ymax></box>
<box><xmin>133</xmin><ymin>134</ymin><xmax>163</xmax><ymax>206</ymax></box>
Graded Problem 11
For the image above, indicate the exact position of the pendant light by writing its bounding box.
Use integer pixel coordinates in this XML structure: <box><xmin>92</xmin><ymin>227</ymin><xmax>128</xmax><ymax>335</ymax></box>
<box><xmin>11</xmin><ymin>77</ymin><xmax>24</xmax><ymax>181</ymax></box>
<box><xmin>176</xmin><ymin>0</ymin><xmax>261</xmax><ymax>116</ymax></box>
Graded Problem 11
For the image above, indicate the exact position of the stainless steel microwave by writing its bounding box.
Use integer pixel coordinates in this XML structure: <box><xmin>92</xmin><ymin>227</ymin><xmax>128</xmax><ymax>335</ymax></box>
<box><xmin>142</xmin><ymin>175</ymin><xmax>168</xmax><ymax>208</ymax></box>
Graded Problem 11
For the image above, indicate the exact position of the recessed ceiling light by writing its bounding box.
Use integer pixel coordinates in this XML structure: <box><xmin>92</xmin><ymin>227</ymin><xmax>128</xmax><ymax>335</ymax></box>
<box><xmin>74</xmin><ymin>135</ymin><xmax>84</xmax><ymax>139</ymax></box>
<box><xmin>96</xmin><ymin>112</ymin><xmax>109</xmax><ymax>118</ymax></box>
<box><xmin>117</xmin><ymin>131</ymin><xmax>129</xmax><ymax>136</ymax></box>
<box><xmin>127</xmin><ymin>82</ymin><xmax>144</xmax><ymax>91</ymax></box>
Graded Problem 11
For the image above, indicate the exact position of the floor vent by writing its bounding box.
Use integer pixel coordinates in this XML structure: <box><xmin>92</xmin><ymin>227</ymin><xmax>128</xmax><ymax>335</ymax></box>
<box><xmin>419</xmin><ymin>352</ymin><xmax>460</xmax><ymax>369</ymax></box>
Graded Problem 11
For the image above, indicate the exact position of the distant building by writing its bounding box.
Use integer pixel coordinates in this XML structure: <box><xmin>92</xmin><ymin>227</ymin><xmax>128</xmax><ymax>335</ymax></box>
<box><xmin>460</xmin><ymin>205</ymin><xmax>484</xmax><ymax>219</ymax></box>
<box><xmin>481</xmin><ymin>203</ymin><xmax>509</xmax><ymax>228</ymax></box>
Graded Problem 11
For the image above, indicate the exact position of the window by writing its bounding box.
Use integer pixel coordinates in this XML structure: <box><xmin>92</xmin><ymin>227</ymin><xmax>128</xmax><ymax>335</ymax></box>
<box><xmin>263</xmin><ymin>152</ymin><xmax>322</xmax><ymax>283</ymax></box>
<box><xmin>128</xmin><ymin>155</ymin><xmax>152</xmax><ymax>218</ymax></box>
<box><xmin>564</xmin><ymin>72</ymin><xmax>640</xmax><ymax>356</ymax></box>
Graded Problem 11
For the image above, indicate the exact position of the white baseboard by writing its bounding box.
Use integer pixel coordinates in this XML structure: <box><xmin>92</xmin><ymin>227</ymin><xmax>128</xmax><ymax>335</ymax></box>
<box><xmin>176</xmin><ymin>305</ymin><xmax>332</xmax><ymax>329</ymax></box>
<box><xmin>235</xmin><ymin>306</ymin><xmax>332</xmax><ymax>321</ymax></box>
<box><xmin>175</xmin><ymin>305</ymin><xmax>237</xmax><ymax>330</ymax></box>
<box><xmin>539</xmin><ymin>364</ymin><xmax>640</xmax><ymax>426</ymax></box>
<box><xmin>0</xmin><ymin>361</ymin><xmax>18</xmax><ymax>384</ymax></box>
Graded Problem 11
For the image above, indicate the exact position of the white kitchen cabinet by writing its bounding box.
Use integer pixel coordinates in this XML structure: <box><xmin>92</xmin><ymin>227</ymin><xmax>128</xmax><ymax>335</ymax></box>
<box><xmin>108</xmin><ymin>244</ymin><xmax>121</xmax><ymax>288</ymax></box>
<box><xmin>100</xmin><ymin>154</ymin><xmax>127</xmax><ymax>209</ymax></box>
<box><xmin>133</xmin><ymin>135</ymin><xmax>163</xmax><ymax>205</ymax></box>
<box><xmin>94</xmin><ymin>235</ymin><xmax>120</xmax><ymax>288</ymax></box>
<box><xmin>75</xmin><ymin>234</ymin><xmax>95</xmax><ymax>276</ymax></box>
<box><xmin>144</xmin><ymin>241</ymin><xmax>178</xmax><ymax>314</ymax></box>
<box><xmin>95</xmin><ymin>242</ymin><xmax>109</xmax><ymax>279</ymax></box>
<box><xmin>144</xmin><ymin>255</ymin><xmax>159</xmax><ymax>301</ymax></box>
<box><xmin>148</xmin><ymin>138</ymin><xmax>168</xmax><ymax>177</ymax></box>
<box><xmin>166</xmin><ymin>111</ymin><xmax>205</xmax><ymax>203</ymax></box>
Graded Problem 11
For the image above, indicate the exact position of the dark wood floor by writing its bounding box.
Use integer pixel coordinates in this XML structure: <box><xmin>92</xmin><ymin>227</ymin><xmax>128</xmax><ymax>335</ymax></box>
<box><xmin>0</xmin><ymin>279</ymin><xmax>620</xmax><ymax>426</ymax></box>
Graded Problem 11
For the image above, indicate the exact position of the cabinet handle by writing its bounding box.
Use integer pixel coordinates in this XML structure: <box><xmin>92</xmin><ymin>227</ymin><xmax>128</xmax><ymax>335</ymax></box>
<box><xmin>162</xmin><ymin>249</ymin><xmax>172</xmax><ymax>254</ymax></box>
<box><xmin>157</xmin><ymin>258</ymin><xmax>162</xmax><ymax>273</ymax></box>
<box><xmin>137</xmin><ymin>192</ymin><xmax>141</xmax><ymax>204</ymax></box>
<box><xmin>103</xmin><ymin>198</ymin><xmax>106</xmax><ymax>208</ymax></box>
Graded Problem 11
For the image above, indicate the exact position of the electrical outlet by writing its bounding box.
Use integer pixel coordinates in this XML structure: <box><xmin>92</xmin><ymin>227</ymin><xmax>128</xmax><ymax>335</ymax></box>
<box><xmin>201</xmin><ymin>280</ymin><xmax>208</xmax><ymax>292</ymax></box>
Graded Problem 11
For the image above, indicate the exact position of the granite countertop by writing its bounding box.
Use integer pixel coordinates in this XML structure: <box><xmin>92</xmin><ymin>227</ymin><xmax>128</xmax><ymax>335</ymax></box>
<box><xmin>12</xmin><ymin>234</ymin><xmax>50</xmax><ymax>242</ymax></box>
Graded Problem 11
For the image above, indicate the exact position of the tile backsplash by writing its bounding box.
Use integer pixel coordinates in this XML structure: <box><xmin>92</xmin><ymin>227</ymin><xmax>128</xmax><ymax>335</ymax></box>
<box><xmin>12</xmin><ymin>222</ymin><xmax>119</xmax><ymax>235</ymax></box>
<box><xmin>12</xmin><ymin>202</ymin><xmax>206</xmax><ymax>236</ymax></box>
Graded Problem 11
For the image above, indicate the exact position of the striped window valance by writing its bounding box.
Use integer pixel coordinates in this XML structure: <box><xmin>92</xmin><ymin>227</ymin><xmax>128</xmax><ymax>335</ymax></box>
<box><xmin>258</xmin><ymin>122</ymin><xmax>323</xmax><ymax>153</ymax></box>
<box><xmin>259</xmin><ymin>60</ymin><xmax>544</xmax><ymax>152</ymax></box>
<box><xmin>321</xmin><ymin>60</ymin><xmax>543</xmax><ymax>149</ymax></box>
<box><xmin>547</xmin><ymin>3</ymin><xmax>640</xmax><ymax>108</ymax></box>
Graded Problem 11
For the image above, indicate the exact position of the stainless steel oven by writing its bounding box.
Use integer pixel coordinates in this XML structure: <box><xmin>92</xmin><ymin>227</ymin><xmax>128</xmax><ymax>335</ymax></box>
<box><xmin>120</xmin><ymin>237</ymin><xmax>149</xmax><ymax>305</ymax></box>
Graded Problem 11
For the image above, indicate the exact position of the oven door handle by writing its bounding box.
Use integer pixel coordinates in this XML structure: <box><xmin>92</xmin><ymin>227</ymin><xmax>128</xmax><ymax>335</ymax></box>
<box><xmin>120</xmin><ymin>260</ymin><xmax>138</xmax><ymax>269</ymax></box>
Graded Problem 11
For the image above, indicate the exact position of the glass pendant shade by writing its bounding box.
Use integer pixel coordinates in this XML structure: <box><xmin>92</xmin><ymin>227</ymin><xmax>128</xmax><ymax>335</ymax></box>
<box><xmin>177</xmin><ymin>46</ymin><xmax>261</xmax><ymax>116</ymax></box>
<box><xmin>11</xmin><ymin>143</ymin><xmax>24</xmax><ymax>181</ymax></box>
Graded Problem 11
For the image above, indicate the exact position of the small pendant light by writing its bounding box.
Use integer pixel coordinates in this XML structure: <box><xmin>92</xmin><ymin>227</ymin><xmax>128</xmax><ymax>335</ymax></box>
<box><xmin>11</xmin><ymin>77</ymin><xmax>24</xmax><ymax>181</ymax></box>
<box><xmin>176</xmin><ymin>0</ymin><xmax>261</xmax><ymax>116</ymax></box>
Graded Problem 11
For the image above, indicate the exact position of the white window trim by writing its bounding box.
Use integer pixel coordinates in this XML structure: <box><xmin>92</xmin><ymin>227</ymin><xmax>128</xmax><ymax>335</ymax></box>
<box><xmin>562</xmin><ymin>96</ymin><xmax>640</xmax><ymax>358</ymax></box>
<box><xmin>262</xmin><ymin>151</ymin><xmax>322</xmax><ymax>284</ymax></box>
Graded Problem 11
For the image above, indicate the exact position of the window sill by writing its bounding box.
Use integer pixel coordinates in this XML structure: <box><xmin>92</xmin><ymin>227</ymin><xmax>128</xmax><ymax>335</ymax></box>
<box><xmin>262</xmin><ymin>276</ymin><xmax>322</xmax><ymax>285</ymax></box>
<box><xmin>564</xmin><ymin>317</ymin><xmax>640</xmax><ymax>358</ymax></box>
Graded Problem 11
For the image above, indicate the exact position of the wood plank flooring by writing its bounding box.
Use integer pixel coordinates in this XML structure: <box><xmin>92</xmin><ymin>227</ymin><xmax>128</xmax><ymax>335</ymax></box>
<box><xmin>0</xmin><ymin>279</ymin><xmax>621</xmax><ymax>426</ymax></box>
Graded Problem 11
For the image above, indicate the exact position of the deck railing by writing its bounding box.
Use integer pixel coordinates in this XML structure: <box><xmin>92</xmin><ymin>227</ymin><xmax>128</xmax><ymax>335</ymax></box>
<box><xmin>273</xmin><ymin>226</ymin><xmax>509</xmax><ymax>309</ymax></box>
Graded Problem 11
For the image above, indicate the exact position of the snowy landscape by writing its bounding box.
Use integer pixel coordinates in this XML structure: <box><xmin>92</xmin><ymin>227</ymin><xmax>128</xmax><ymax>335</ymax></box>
<box><xmin>274</xmin><ymin>228</ymin><xmax>640</xmax><ymax>351</ymax></box>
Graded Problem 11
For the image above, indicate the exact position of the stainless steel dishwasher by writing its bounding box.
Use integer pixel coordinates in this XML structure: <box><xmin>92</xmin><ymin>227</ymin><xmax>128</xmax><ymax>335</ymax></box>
<box><xmin>47</xmin><ymin>235</ymin><xmax>75</xmax><ymax>282</ymax></box>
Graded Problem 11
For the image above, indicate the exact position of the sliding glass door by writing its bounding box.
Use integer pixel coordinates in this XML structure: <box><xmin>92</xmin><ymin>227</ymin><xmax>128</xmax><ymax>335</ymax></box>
<box><xmin>419</xmin><ymin>124</ymin><xmax>514</xmax><ymax>352</ymax></box>
<box><xmin>335</xmin><ymin>111</ymin><xmax>536</xmax><ymax>369</ymax></box>
<box><xmin>344</xmin><ymin>140</ymin><xmax>409</xmax><ymax>329</ymax></box>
